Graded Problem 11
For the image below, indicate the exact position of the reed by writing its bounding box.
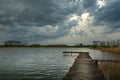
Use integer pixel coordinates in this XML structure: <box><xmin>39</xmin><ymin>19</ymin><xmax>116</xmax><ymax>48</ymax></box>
<box><xmin>97</xmin><ymin>47</ymin><xmax>120</xmax><ymax>54</ymax></box>
<box><xmin>99</xmin><ymin>61</ymin><xmax>120</xmax><ymax>80</ymax></box>
<box><xmin>96</xmin><ymin>47</ymin><xmax>120</xmax><ymax>80</ymax></box>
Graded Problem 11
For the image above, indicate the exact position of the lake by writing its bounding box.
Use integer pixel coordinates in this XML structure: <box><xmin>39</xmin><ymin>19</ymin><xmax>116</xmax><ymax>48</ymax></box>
<box><xmin>0</xmin><ymin>48</ymin><xmax>119</xmax><ymax>80</ymax></box>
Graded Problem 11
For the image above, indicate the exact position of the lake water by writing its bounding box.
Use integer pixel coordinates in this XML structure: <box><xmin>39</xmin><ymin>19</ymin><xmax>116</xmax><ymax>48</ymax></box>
<box><xmin>0</xmin><ymin>48</ymin><xmax>119</xmax><ymax>80</ymax></box>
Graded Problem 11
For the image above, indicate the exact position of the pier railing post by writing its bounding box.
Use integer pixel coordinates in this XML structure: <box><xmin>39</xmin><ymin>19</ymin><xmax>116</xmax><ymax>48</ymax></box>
<box><xmin>103</xmin><ymin>63</ymin><xmax>110</xmax><ymax>80</ymax></box>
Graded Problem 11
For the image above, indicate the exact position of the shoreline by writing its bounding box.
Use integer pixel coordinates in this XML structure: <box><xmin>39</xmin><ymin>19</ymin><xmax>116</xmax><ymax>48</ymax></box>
<box><xmin>94</xmin><ymin>47</ymin><xmax>120</xmax><ymax>54</ymax></box>
<box><xmin>95</xmin><ymin>47</ymin><xmax>120</xmax><ymax>79</ymax></box>
<box><xmin>0</xmin><ymin>46</ymin><xmax>120</xmax><ymax>54</ymax></box>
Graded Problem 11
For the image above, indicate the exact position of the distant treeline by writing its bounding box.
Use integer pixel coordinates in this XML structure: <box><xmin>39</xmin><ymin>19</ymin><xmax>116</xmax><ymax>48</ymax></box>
<box><xmin>0</xmin><ymin>39</ymin><xmax>120</xmax><ymax>47</ymax></box>
<box><xmin>0</xmin><ymin>40</ymin><xmax>84</xmax><ymax>47</ymax></box>
<box><xmin>93</xmin><ymin>39</ymin><xmax>120</xmax><ymax>47</ymax></box>
<box><xmin>3</xmin><ymin>40</ymin><xmax>27</xmax><ymax>47</ymax></box>
<box><xmin>29</xmin><ymin>44</ymin><xmax>69</xmax><ymax>47</ymax></box>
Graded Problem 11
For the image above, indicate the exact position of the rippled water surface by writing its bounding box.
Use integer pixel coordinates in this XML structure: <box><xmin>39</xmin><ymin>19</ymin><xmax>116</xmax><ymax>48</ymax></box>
<box><xmin>0</xmin><ymin>48</ymin><xmax>119</xmax><ymax>80</ymax></box>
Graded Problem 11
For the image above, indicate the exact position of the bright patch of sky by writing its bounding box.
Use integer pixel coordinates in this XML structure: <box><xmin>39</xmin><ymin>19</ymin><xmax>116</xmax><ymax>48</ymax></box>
<box><xmin>97</xmin><ymin>0</ymin><xmax>106</xmax><ymax>8</ymax></box>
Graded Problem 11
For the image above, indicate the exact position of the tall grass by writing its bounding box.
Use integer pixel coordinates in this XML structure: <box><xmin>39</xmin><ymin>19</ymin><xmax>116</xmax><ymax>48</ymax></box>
<box><xmin>91</xmin><ymin>47</ymin><xmax>120</xmax><ymax>79</ymax></box>
<box><xmin>97</xmin><ymin>47</ymin><xmax>120</xmax><ymax>54</ymax></box>
<box><xmin>99</xmin><ymin>58</ymin><xmax>120</xmax><ymax>80</ymax></box>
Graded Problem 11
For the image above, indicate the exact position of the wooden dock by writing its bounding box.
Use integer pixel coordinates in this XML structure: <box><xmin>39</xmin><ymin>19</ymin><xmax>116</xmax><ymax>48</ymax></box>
<box><xmin>63</xmin><ymin>51</ymin><xmax>120</xmax><ymax>62</ymax></box>
<box><xmin>63</xmin><ymin>51</ymin><xmax>89</xmax><ymax>56</ymax></box>
<box><xmin>63</xmin><ymin>51</ymin><xmax>89</xmax><ymax>54</ymax></box>
<box><xmin>63</xmin><ymin>52</ymin><xmax>105</xmax><ymax>80</ymax></box>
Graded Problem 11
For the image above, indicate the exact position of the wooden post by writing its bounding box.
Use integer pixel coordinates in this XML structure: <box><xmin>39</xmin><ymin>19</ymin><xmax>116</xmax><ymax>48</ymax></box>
<box><xmin>104</xmin><ymin>64</ymin><xmax>109</xmax><ymax>80</ymax></box>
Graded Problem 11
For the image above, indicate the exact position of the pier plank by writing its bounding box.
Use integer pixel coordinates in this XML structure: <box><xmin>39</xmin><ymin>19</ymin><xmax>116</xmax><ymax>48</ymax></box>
<box><xmin>63</xmin><ymin>52</ymin><xmax>105</xmax><ymax>80</ymax></box>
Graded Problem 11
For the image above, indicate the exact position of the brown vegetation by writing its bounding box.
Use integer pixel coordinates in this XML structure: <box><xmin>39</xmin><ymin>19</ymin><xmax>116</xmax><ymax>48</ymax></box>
<box><xmin>96</xmin><ymin>47</ymin><xmax>120</xmax><ymax>80</ymax></box>
<box><xmin>97</xmin><ymin>47</ymin><xmax>120</xmax><ymax>54</ymax></box>
<box><xmin>99</xmin><ymin>62</ymin><xmax>120</xmax><ymax>80</ymax></box>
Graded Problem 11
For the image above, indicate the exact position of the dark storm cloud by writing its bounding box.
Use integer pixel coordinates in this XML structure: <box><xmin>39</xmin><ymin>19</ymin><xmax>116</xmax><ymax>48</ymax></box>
<box><xmin>0</xmin><ymin>17</ymin><xmax>13</xmax><ymax>26</ymax></box>
<box><xmin>0</xmin><ymin>0</ymin><xmax>120</xmax><ymax>44</ymax></box>
<box><xmin>0</xmin><ymin>0</ymin><xmax>58</xmax><ymax>26</ymax></box>
<box><xmin>0</xmin><ymin>0</ymin><xmax>81</xmax><ymax>27</ymax></box>
<box><xmin>0</xmin><ymin>0</ymin><xmax>82</xmax><ymax>42</ymax></box>
<box><xmin>16</xmin><ymin>0</ymin><xmax>62</xmax><ymax>26</ymax></box>
<box><xmin>81</xmin><ymin>0</ymin><xmax>120</xmax><ymax>30</ymax></box>
<box><xmin>82</xmin><ymin>0</ymin><xmax>96</xmax><ymax>9</ymax></box>
<box><xmin>94</xmin><ymin>0</ymin><xmax>120</xmax><ymax>29</ymax></box>
<box><xmin>82</xmin><ymin>0</ymin><xmax>97</xmax><ymax>15</ymax></box>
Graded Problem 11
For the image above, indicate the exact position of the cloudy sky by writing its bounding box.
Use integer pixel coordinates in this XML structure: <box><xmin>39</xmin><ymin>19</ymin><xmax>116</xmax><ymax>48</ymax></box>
<box><xmin>0</xmin><ymin>0</ymin><xmax>120</xmax><ymax>45</ymax></box>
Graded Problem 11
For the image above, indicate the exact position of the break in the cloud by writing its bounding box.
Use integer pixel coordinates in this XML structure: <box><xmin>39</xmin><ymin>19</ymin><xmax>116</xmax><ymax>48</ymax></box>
<box><xmin>0</xmin><ymin>0</ymin><xmax>120</xmax><ymax>45</ymax></box>
<box><xmin>94</xmin><ymin>0</ymin><xmax>120</xmax><ymax>28</ymax></box>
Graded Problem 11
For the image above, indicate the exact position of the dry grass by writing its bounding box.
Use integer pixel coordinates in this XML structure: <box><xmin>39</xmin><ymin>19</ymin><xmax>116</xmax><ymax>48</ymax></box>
<box><xmin>99</xmin><ymin>62</ymin><xmax>120</xmax><ymax>80</ymax></box>
<box><xmin>97</xmin><ymin>47</ymin><xmax>120</xmax><ymax>54</ymax></box>
<box><xmin>96</xmin><ymin>47</ymin><xmax>120</xmax><ymax>80</ymax></box>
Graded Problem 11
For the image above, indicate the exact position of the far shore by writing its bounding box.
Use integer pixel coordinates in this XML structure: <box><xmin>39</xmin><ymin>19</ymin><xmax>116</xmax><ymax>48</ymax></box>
<box><xmin>0</xmin><ymin>46</ymin><xmax>120</xmax><ymax>54</ymax></box>
<box><xmin>0</xmin><ymin>46</ymin><xmax>84</xmax><ymax>48</ymax></box>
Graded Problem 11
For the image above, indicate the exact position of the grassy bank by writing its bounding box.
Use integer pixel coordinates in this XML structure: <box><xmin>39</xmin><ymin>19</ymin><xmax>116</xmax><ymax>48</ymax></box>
<box><xmin>95</xmin><ymin>47</ymin><xmax>120</xmax><ymax>80</ymax></box>
<box><xmin>99</xmin><ymin>62</ymin><xmax>120</xmax><ymax>80</ymax></box>
<box><xmin>95</xmin><ymin>47</ymin><xmax>120</xmax><ymax>54</ymax></box>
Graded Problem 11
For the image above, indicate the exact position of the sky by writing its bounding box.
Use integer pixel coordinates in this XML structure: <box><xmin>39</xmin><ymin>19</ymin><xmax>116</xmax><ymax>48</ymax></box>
<box><xmin>0</xmin><ymin>0</ymin><xmax>120</xmax><ymax>45</ymax></box>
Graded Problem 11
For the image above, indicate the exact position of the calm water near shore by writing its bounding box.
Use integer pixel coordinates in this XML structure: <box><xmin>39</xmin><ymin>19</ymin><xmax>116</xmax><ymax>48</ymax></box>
<box><xmin>0</xmin><ymin>48</ymin><xmax>119</xmax><ymax>80</ymax></box>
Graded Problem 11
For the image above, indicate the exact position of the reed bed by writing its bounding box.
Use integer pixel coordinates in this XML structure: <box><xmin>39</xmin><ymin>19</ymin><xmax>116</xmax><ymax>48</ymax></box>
<box><xmin>96</xmin><ymin>47</ymin><xmax>120</xmax><ymax>80</ymax></box>
<box><xmin>99</xmin><ymin>60</ymin><xmax>120</xmax><ymax>80</ymax></box>
<box><xmin>97</xmin><ymin>47</ymin><xmax>120</xmax><ymax>54</ymax></box>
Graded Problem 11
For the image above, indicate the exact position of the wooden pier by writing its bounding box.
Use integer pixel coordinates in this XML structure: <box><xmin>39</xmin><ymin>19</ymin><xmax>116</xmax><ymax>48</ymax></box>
<box><xmin>63</xmin><ymin>51</ymin><xmax>89</xmax><ymax>56</ymax></box>
<box><xmin>63</xmin><ymin>51</ymin><xmax>89</xmax><ymax>54</ymax></box>
<box><xmin>63</xmin><ymin>52</ymin><xmax>105</xmax><ymax>80</ymax></box>
<box><xmin>63</xmin><ymin>51</ymin><xmax>120</xmax><ymax>62</ymax></box>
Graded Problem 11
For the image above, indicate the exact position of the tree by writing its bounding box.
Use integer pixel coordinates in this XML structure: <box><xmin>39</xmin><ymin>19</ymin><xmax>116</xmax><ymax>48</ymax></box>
<box><xmin>4</xmin><ymin>40</ymin><xmax>26</xmax><ymax>46</ymax></box>
<box><xmin>74</xmin><ymin>43</ymin><xmax>83</xmax><ymax>47</ymax></box>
